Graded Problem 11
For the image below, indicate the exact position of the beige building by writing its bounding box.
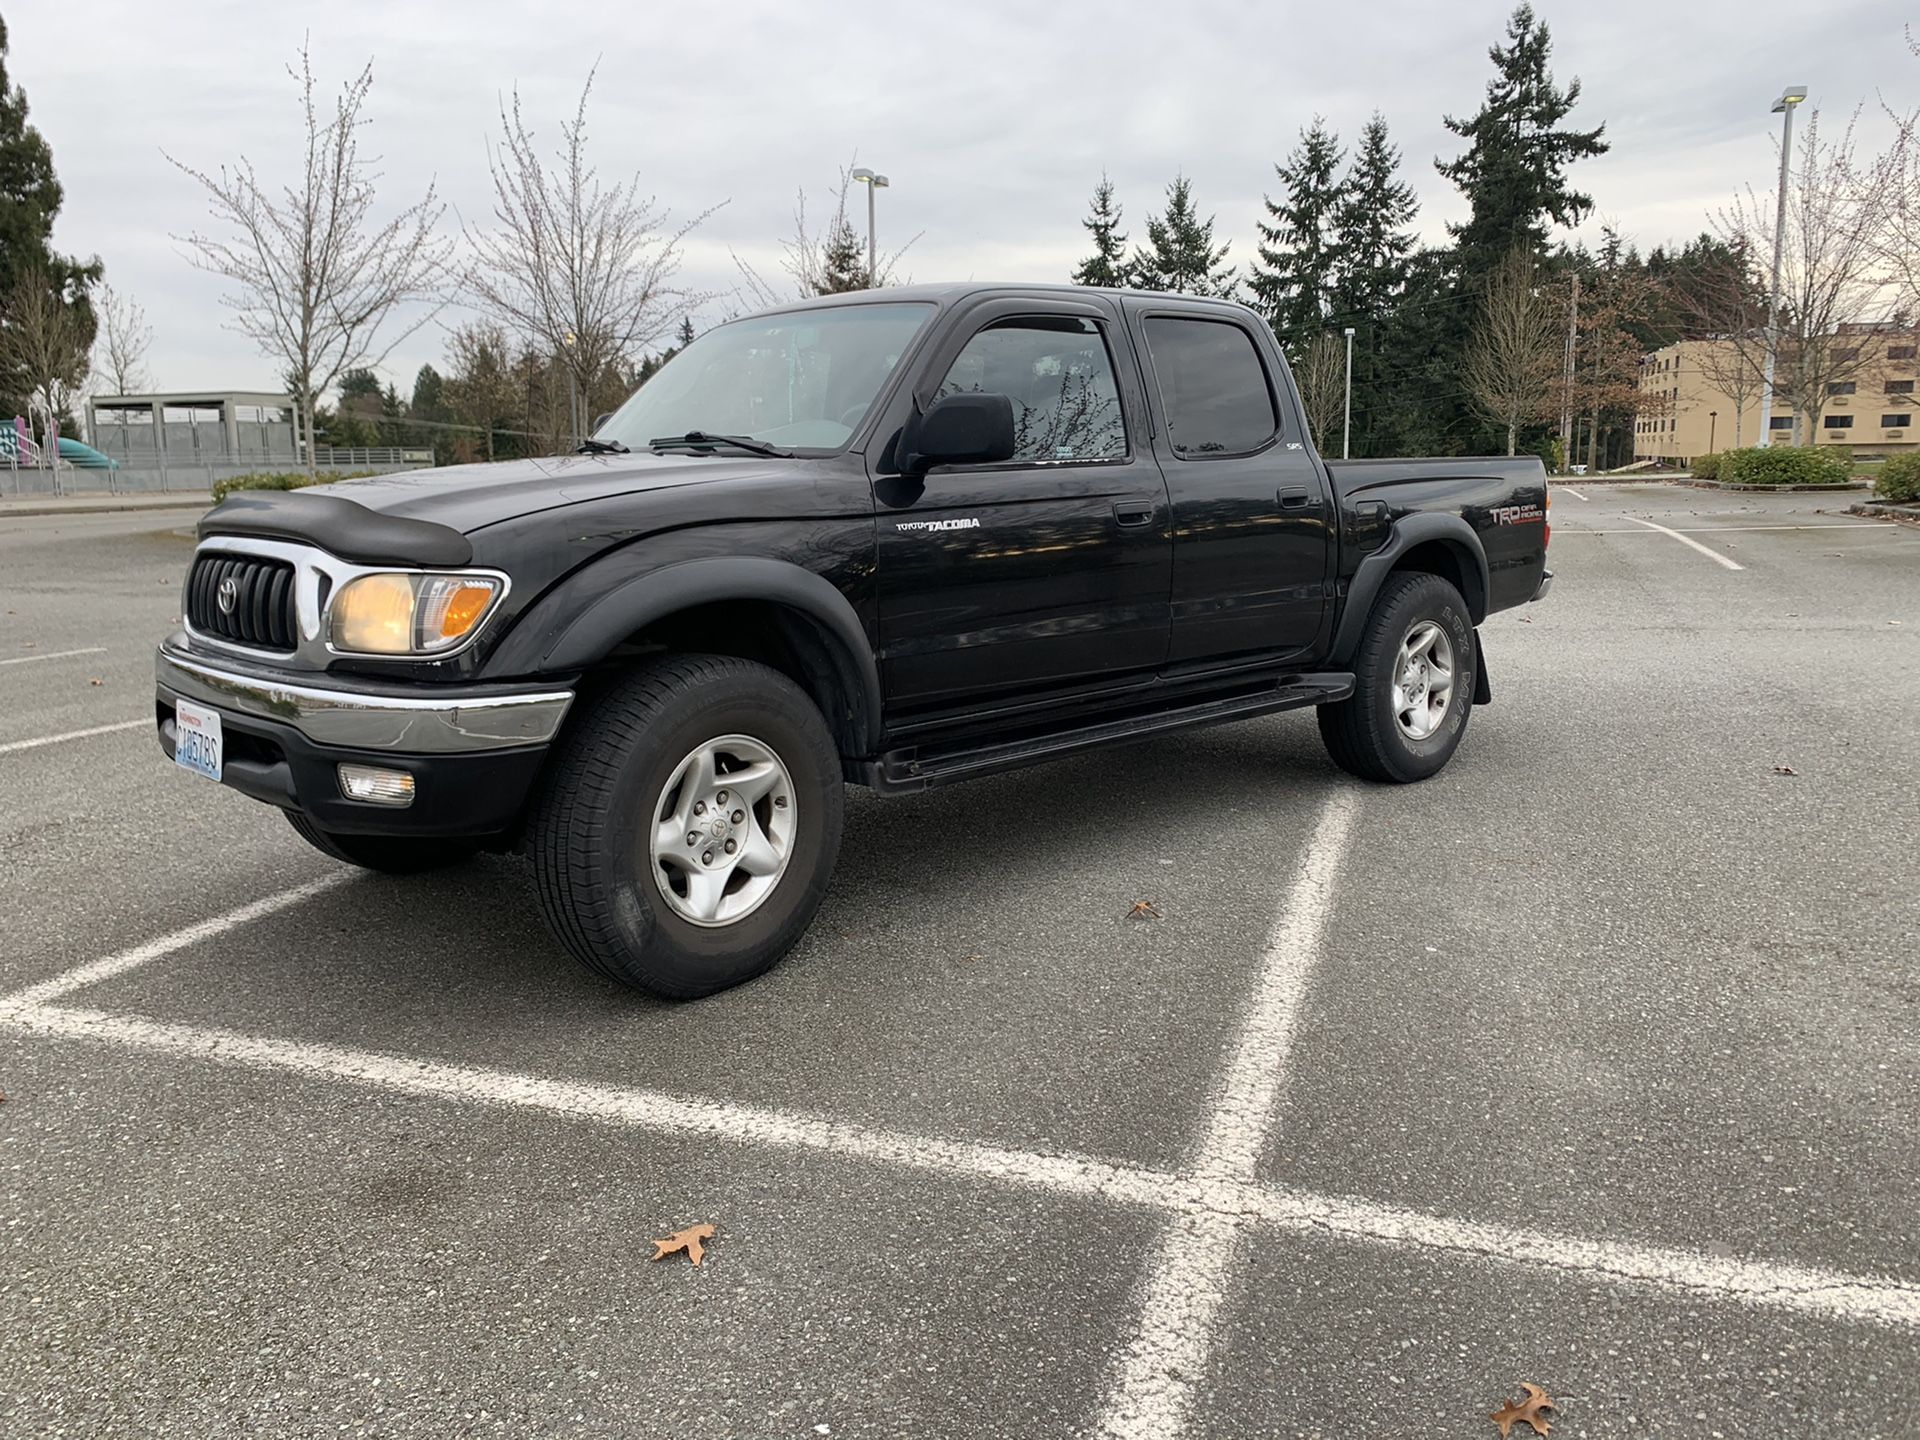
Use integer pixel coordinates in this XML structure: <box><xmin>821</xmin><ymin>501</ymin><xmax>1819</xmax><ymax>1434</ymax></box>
<box><xmin>1633</xmin><ymin>327</ymin><xmax>1919</xmax><ymax>463</ymax></box>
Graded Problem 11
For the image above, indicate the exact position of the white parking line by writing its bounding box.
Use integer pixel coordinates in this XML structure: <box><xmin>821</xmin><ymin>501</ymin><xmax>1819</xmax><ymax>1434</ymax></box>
<box><xmin>1556</xmin><ymin>523</ymin><xmax>1889</xmax><ymax>536</ymax></box>
<box><xmin>3</xmin><ymin>996</ymin><xmax>1915</xmax><ymax>1336</ymax></box>
<box><xmin>1557</xmin><ymin>486</ymin><xmax>1588</xmax><ymax>500</ymax></box>
<box><xmin>0</xmin><ymin>647</ymin><xmax>107</xmax><ymax>667</ymax></box>
<box><xmin>0</xmin><ymin>873</ymin><xmax>353</xmax><ymax>1013</ymax></box>
<box><xmin>0</xmin><ymin>718</ymin><xmax>148</xmax><ymax>756</ymax></box>
<box><xmin>1095</xmin><ymin>792</ymin><xmax>1357</xmax><ymax>1440</ymax></box>
<box><xmin>1621</xmin><ymin>515</ymin><xmax>1745</xmax><ymax>570</ymax></box>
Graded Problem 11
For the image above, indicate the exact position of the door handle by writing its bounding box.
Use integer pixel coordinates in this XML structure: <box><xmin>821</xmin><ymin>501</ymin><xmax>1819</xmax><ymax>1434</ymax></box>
<box><xmin>1278</xmin><ymin>488</ymin><xmax>1312</xmax><ymax>509</ymax></box>
<box><xmin>1112</xmin><ymin>500</ymin><xmax>1155</xmax><ymax>528</ymax></box>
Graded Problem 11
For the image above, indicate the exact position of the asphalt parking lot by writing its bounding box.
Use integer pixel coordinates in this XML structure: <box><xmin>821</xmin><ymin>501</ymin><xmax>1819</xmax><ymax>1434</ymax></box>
<box><xmin>2</xmin><ymin>486</ymin><xmax>1917</xmax><ymax>1438</ymax></box>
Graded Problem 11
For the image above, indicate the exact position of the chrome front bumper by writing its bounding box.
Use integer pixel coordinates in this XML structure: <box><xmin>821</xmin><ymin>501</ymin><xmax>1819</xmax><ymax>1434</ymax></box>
<box><xmin>156</xmin><ymin>641</ymin><xmax>573</xmax><ymax>754</ymax></box>
<box><xmin>1531</xmin><ymin>569</ymin><xmax>1553</xmax><ymax>602</ymax></box>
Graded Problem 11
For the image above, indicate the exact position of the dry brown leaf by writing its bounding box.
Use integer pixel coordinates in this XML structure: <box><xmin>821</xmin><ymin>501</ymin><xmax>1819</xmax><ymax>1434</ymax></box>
<box><xmin>650</xmin><ymin>1222</ymin><xmax>716</xmax><ymax>1267</ymax></box>
<box><xmin>1772</xmin><ymin>765</ymin><xmax>1797</xmax><ymax>776</ymax></box>
<box><xmin>1490</xmin><ymin>1382</ymin><xmax>1554</xmax><ymax>1438</ymax></box>
<box><xmin>1126</xmin><ymin>900</ymin><xmax>1162</xmax><ymax>922</ymax></box>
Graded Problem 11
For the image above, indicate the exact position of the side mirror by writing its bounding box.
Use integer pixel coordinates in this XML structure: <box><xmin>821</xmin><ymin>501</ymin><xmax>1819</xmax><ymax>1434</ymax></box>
<box><xmin>900</xmin><ymin>393</ymin><xmax>1016</xmax><ymax>474</ymax></box>
<box><xmin>592</xmin><ymin>412</ymin><xmax>613</xmax><ymax>433</ymax></box>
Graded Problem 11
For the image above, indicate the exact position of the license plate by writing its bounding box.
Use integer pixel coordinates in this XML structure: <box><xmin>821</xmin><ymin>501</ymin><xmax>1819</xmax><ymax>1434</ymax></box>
<box><xmin>173</xmin><ymin>699</ymin><xmax>224</xmax><ymax>782</ymax></box>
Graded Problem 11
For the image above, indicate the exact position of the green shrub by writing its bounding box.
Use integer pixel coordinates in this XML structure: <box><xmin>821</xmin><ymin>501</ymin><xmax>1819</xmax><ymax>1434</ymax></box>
<box><xmin>1691</xmin><ymin>452</ymin><xmax>1721</xmax><ymax>481</ymax></box>
<box><xmin>1718</xmin><ymin>446</ymin><xmax>1854</xmax><ymax>487</ymax></box>
<box><xmin>1874</xmin><ymin>453</ymin><xmax>1920</xmax><ymax>504</ymax></box>
<box><xmin>210</xmin><ymin>470</ymin><xmax>374</xmax><ymax>503</ymax></box>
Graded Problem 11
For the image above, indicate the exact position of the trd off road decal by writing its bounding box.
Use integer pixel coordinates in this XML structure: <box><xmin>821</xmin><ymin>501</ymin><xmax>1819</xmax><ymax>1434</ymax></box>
<box><xmin>1489</xmin><ymin>504</ymin><xmax>1545</xmax><ymax>526</ymax></box>
<box><xmin>894</xmin><ymin>518</ymin><xmax>982</xmax><ymax>533</ymax></box>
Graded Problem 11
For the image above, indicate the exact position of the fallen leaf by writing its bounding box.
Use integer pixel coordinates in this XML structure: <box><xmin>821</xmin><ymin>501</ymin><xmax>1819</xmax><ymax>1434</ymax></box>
<box><xmin>1772</xmin><ymin>765</ymin><xmax>1797</xmax><ymax>776</ymax></box>
<box><xmin>1126</xmin><ymin>900</ymin><xmax>1162</xmax><ymax>922</ymax></box>
<box><xmin>1490</xmin><ymin>1382</ymin><xmax>1555</xmax><ymax>1438</ymax></box>
<box><xmin>650</xmin><ymin>1222</ymin><xmax>716</xmax><ymax>1267</ymax></box>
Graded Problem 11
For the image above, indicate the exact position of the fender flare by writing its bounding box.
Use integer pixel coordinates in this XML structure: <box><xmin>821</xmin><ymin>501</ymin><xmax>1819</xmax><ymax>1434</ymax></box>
<box><xmin>490</xmin><ymin>555</ymin><xmax>882</xmax><ymax>753</ymax></box>
<box><xmin>1330</xmin><ymin>513</ymin><xmax>1489</xmax><ymax>666</ymax></box>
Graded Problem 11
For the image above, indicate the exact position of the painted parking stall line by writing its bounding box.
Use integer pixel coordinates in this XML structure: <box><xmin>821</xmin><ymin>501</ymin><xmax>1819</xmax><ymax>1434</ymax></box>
<box><xmin>0</xmin><ymin>718</ymin><xmax>149</xmax><ymax>756</ymax></box>
<box><xmin>5</xmin><ymin>981</ymin><xmax>1916</xmax><ymax>1336</ymax></box>
<box><xmin>1621</xmin><ymin>515</ymin><xmax>1745</xmax><ymax>570</ymax></box>
<box><xmin>0</xmin><ymin>646</ymin><xmax>107</xmax><ymax>667</ymax></box>
<box><xmin>1093</xmin><ymin>791</ymin><xmax>1358</xmax><ymax>1440</ymax></box>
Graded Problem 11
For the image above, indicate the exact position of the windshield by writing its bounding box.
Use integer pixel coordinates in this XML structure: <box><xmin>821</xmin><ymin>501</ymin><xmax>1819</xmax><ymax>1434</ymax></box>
<box><xmin>595</xmin><ymin>302</ymin><xmax>935</xmax><ymax>454</ymax></box>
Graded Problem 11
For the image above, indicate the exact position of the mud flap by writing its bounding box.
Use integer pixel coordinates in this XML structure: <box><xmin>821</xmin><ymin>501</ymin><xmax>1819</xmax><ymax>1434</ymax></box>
<box><xmin>1473</xmin><ymin>630</ymin><xmax>1492</xmax><ymax>705</ymax></box>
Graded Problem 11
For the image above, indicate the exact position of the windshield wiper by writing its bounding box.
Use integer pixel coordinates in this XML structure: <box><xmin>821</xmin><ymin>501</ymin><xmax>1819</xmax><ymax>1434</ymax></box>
<box><xmin>649</xmin><ymin>430</ymin><xmax>793</xmax><ymax>458</ymax></box>
<box><xmin>575</xmin><ymin>437</ymin><xmax>629</xmax><ymax>454</ymax></box>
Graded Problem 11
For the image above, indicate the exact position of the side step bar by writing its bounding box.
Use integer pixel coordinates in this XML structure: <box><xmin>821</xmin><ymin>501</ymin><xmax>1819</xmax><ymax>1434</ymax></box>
<box><xmin>861</xmin><ymin>673</ymin><xmax>1354</xmax><ymax>795</ymax></box>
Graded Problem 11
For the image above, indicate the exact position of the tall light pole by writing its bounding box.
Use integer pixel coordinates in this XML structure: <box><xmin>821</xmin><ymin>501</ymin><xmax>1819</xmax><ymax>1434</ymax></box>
<box><xmin>1757</xmin><ymin>85</ymin><xmax>1808</xmax><ymax>449</ymax></box>
<box><xmin>1342</xmin><ymin>326</ymin><xmax>1355</xmax><ymax>459</ymax></box>
<box><xmin>850</xmin><ymin>167</ymin><xmax>890</xmax><ymax>286</ymax></box>
<box><xmin>1709</xmin><ymin>410</ymin><xmax>1718</xmax><ymax>454</ymax></box>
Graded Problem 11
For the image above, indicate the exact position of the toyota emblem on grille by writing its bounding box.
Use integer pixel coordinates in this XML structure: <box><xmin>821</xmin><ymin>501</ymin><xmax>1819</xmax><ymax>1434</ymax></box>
<box><xmin>216</xmin><ymin>577</ymin><xmax>239</xmax><ymax>615</ymax></box>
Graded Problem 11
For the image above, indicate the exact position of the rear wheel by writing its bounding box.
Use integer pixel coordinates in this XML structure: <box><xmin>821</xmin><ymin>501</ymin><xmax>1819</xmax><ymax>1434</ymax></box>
<box><xmin>528</xmin><ymin>654</ymin><xmax>844</xmax><ymax>998</ymax></box>
<box><xmin>1318</xmin><ymin>572</ymin><xmax>1477</xmax><ymax>784</ymax></box>
<box><xmin>284</xmin><ymin>811</ymin><xmax>480</xmax><ymax>873</ymax></box>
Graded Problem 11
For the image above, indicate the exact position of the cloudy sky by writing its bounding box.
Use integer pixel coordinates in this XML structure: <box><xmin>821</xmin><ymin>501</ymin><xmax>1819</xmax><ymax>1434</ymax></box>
<box><xmin>10</xmin><ymin>0</ymin><xmax>1913</xmax><ymax>398</ymax></box>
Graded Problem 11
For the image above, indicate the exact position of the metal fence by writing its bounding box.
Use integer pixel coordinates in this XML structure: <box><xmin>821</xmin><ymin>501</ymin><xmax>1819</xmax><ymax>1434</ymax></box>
<box><xmin>0</xmin><ymin>449</ymin><xmax>431</xmax><ymax>499</ymax></box>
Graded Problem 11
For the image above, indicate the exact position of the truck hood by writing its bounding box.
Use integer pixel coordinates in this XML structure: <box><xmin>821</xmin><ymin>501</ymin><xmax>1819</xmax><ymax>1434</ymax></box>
<box><xmin>316</xmin><ymin>451</ymin><xmax>788</xmax><ymax>534</ymax></box>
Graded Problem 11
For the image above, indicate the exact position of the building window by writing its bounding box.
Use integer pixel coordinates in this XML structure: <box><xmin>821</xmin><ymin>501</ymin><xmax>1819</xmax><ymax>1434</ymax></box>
<box><xmin>1884</xmin><ymin>414</ymin><xmax>1913</xmax><ymax>428</ymax></box>
<box><xmin>1769</xmin><ymin>416</ymin><xmax>1793</xmax><ymax>430</ymax></box>
<box><xmin>1827</xmin><ymin>381</ymin><xmax>1857</xmax><ymax>396</ymax></box>
<box><xmin>1887</xmin><ymin>379</ymin><xmax>1915</xmax><ymax>395</ymax></box>
<box><xmin>1834</xmin><ymin>347</ymin><xmax>1861</xmax><ymax>361</ymax></box>
<box><xmin>1888</xmin><ymin>345</ymin><xmax>1916</xmax><ymax>361</ymax></box>
<box><xmin>1824</xmin><ymin>414</ymin><xmax>1854</xmax><ymax>428</ymax></box>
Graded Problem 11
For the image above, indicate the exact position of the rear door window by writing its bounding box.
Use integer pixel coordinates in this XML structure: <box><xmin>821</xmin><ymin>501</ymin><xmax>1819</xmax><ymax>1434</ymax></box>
<box><xmin>1142</xmin><ymin>317</ymin><xmax>1279</xmax><ymax>456</ymax></box>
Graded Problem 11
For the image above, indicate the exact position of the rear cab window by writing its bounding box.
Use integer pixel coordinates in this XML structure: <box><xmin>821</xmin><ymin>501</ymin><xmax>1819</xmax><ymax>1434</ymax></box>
<box><xmin>1141</xmin><ymin>316</ymin><xmax>1279</xmax><ymax>457</ymax></box>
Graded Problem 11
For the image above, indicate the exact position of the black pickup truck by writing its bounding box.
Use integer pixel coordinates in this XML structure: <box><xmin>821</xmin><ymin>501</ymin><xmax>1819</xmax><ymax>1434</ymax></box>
<box><xmin>157</xmin><ymin>283</ymin><xmax>1550</xmax><ymax>997</ymax></box>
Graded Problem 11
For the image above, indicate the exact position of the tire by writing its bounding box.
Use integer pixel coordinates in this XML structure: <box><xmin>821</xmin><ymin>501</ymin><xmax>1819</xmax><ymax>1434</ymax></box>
<box><xmin>527</xmin><ymin>654</ymin><xmax>845</xmax><ymax>998</ymax></box>
<box><xmin>1318</xmin><ymin>572</ymin><xmax>1477</xmax><ymax>784</ymax></box>
<box><xmin>285</xmin><ymin>811</ymin><xmax>480</xmax><ymax>873</ymax></box>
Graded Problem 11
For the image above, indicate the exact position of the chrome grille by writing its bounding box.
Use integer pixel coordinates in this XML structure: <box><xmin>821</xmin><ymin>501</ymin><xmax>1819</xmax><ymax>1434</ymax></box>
<box><xmin>187</xmin><ymin>552</ymin><xmax>297</xmax><ymax>651</ymax></box>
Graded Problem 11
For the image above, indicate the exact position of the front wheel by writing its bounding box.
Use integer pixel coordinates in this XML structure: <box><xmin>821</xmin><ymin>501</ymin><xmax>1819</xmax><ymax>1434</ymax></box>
<box><xmin>1318</xmin><ymin>572</ymin><xmax>1477</xmax><ymax>784</ymax></box>
<box><xmin>527</xmin><ymin>655</ymin><xmax>845</xmax><ymax>998</ymax></box>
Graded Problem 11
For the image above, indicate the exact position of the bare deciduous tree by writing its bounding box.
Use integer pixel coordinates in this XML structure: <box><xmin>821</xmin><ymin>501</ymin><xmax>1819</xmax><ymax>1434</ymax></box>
<box><xmin>170</xmin><ymin>43</ymin><xmax>450</xmax><ymax>476</ymax></box>
<box><xmin>465</xmin><ymin>70</ymin><xmax>715</xmax><ymax>446</ymax></box>
<box><xmin>93</xmin><ymin>282</ymin><xmax>151</xmax><ymax>395</ymax></box>
<box><xmin>1290</xmin><ymin>332</ymin><xmax>1347</xmax><ymax>453</ymax></box>
<box><xmin>1711</xmin><ymin>106</ymin><xmax>1895</xmax><ymax>443</ymax></box>
<box><xmin>0</xmin><ymin>271</ymin><xmax>90</xmax><ymax>449</ymax></box>
<box><xmin>1463</xmin><ymin>247</ymin><xmax>1560</xmax><ymax>456</ymax></box>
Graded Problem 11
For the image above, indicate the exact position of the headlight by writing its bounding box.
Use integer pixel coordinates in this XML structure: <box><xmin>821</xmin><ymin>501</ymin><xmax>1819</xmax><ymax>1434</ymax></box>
<box><xmin>329</xmin><ymin>573</ymin><xmax>504</xmax><ymax>655</ymax></box>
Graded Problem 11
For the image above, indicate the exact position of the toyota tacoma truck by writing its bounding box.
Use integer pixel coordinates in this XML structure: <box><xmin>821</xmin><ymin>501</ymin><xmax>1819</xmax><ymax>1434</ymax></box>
<box><xmin>156</xmin><ymin>283</ymin><xmax>1551</xmax><ymax>997</ymax></box>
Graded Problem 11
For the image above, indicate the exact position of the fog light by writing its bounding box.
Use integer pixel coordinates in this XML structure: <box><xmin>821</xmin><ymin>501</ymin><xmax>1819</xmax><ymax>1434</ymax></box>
<box><xmin>337</xmin><ymin>764</ymin><xmax>416</xmax><ymax>807</ymax></box>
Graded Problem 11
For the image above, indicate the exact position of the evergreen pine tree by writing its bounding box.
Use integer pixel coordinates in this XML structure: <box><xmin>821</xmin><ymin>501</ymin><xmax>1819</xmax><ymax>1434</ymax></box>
<box><xmin>677</xmin><ymin>315</ymin><xmax>696</xmax><ymax>347</ymax></box>
<box><xmin>1330</xmin><ymin>114</ymin><xmax>1418</xmax><ymax>324</ymax></box>
<box><xmin>1</xmin><ymin>17</ymin><xmax>101</xmax><ymax>413</ymax></box>
<box><xmin>1436</xmin><ymin>3</ymin><xmax>1608</xmax><ymax>277</ymax></box>
<box><xmin>1131</xmin><ymin>175</ymin><xmax>1235</xmax><ymax>298</ymax></box>
<box><xmin>1070</xmin><ymin>174</ymin><xmax>1131</xmax><ymax>288</ymax></box>
<box><xmin>1246</xmin><ymin>118</ymin><xmax>1343</xmax><ymax>341</ymax></box>
<box><xmin>817</xmin><ymin>213</ymin><xmax>869</xmax><ymax>294</ymax></box>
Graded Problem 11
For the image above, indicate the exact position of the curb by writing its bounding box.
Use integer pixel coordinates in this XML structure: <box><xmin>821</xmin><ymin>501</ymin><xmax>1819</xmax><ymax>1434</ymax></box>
<box><xmin>1850</xmin><ymin>501</ymin><xmax>1920</xmax><ymax>524</ymax></box>
<box><xmin>0</xmin><ymin>496</ymin><xmax>212</xmax><ymax>518</ymax></box>
<box><xmin>1685</xmin><ymin>480</ymin><xmax>1871</xmax><ymax>493</ymax></box>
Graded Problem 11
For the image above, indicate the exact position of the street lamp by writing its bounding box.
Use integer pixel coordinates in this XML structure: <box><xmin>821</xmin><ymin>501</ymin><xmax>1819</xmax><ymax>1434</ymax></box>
<box><xmin>1342</xmin><ymin>326</ymin><xmax>1355</xmax><ymax>460</ymax></box>
<box><xmin>1709</xmin><ymin>410</ymin><xmax>1718</xmax><ymax>453</ymax></box>
<box><xmin>1757</xmin><ymin>84</ymin><xmax>1808</xmax><ymax>449</ymax></box>
<box><xmin>850</xmin><ymin>167</ymin><xmax>890</xmax><ymax>286</ymax></box>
